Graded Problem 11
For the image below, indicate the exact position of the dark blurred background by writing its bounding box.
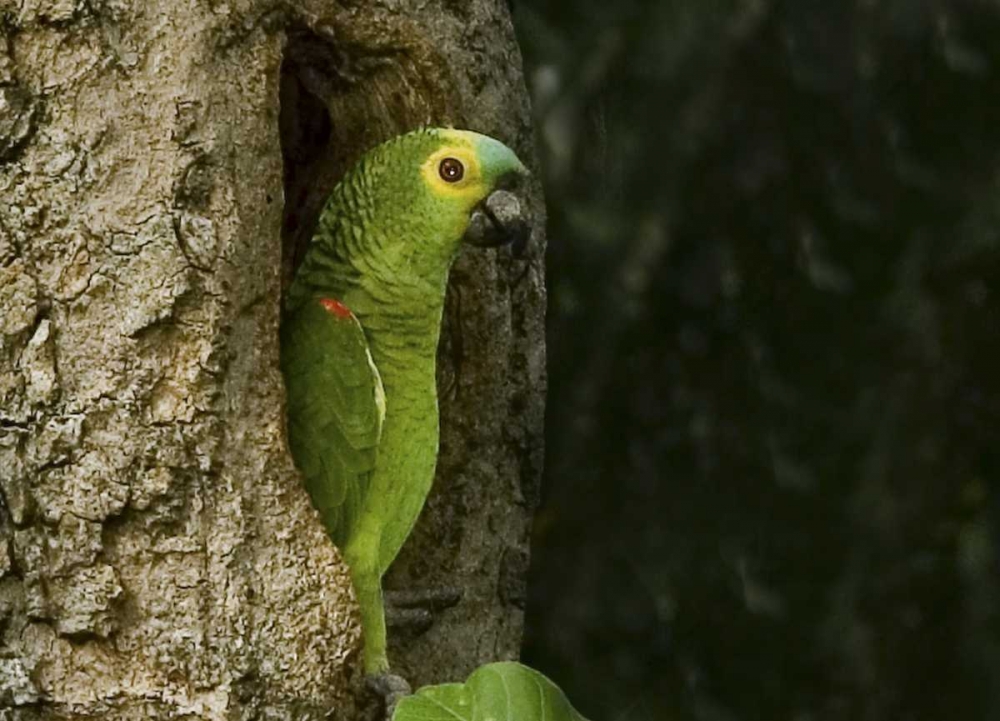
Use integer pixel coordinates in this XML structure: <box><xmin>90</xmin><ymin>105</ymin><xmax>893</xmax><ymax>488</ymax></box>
<box><xmin>512</xmin><ymin>1</ymin><xmax>1000</xmax><ymax>719</ymax></box>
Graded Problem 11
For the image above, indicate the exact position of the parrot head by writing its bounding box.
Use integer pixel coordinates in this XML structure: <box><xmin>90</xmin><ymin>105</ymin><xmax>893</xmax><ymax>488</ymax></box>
<box><xmin>335</xmin><ymin>128</ymin><xmax>531</xmax><ymax>284</ymax></box>
<box><xmin>412</xmin><ymin>128</ymin><xmax>531</xmax><ymax>252</ymax></box>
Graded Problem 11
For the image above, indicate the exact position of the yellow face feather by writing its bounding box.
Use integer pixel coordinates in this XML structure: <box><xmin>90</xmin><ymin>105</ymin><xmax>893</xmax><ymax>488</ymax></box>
<box><xmin>419</xmin><ymin>149</ymin><xmax>483</xmax><ymax>201</ymax></box>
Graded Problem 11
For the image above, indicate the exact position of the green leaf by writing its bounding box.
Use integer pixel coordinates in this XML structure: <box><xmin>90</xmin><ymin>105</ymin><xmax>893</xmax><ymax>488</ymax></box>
<box><xmin>393</xmin><ymin>662</ymin><xmax>589</xmax><ymax>721</ymax></box>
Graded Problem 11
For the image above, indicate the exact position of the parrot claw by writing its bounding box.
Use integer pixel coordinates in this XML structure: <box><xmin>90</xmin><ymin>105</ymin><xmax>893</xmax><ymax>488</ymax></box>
<box><xmin>366</xmin><ymin>672</ymin><xmax>412</xmax><ymax>720</ymax></box>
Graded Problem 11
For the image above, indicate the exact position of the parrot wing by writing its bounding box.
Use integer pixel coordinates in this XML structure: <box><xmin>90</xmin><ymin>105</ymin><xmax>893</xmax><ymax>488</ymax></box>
<box><xmin>280</xmin><ymin>297</ymin><xmax>385</xmax><ymax>549</ymax></box>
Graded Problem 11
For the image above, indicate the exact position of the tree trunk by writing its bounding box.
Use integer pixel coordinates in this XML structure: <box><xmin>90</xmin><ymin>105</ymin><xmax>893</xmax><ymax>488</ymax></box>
<box><xmin>0</xmin><ymin>1</ymin><xmax>544</xmax><ymax>718</ymax></box>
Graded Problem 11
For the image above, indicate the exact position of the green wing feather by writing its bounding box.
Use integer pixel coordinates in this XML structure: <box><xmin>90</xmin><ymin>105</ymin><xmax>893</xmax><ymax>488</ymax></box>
<box><xmin>280</xmin><ymin>298</ymin><xmax>385</xmax><ymax>548</ymax></box>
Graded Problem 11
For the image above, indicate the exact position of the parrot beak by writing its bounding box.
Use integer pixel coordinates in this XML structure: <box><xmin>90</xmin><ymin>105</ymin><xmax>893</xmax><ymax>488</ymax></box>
<box><xmin>464</xmin><ymin>176</ymin><xmax>532</xmax><ymax>257</ymax></box>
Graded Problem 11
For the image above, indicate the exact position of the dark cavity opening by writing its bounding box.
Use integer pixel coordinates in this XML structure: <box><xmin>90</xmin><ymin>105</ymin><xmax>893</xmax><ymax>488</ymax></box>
<box><xmin>279</xmin><ymin>28</ymin><xmax>335</xmax><ymax>293</ymax></box>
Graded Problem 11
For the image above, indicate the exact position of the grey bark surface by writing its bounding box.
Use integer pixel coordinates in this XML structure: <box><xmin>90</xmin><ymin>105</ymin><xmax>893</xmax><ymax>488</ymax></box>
<box><xmin>0</xmin><ymin>0</ymin><xmax>544</xmax><ymax>718</ymax></box>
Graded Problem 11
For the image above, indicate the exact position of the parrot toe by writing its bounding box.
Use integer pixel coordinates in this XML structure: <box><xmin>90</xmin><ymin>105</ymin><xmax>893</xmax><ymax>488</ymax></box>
<box><xmin>385</xmin><ymin>606</ymin><xmax>434</xmax><ymax>635</ymax></box>
<box><xmin>365</xmin><ymin>672</ymin><xmax>412</xmax><ymax>720</ymax></box>
<box><xmin>385</xmin><ymin>586</ymin><xmax>463</xmax><ymax>636</ymax></box>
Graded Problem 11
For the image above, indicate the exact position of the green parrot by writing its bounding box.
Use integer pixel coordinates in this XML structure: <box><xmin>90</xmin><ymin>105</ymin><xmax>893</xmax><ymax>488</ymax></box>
<box><xmin>280</xmin><ymin>128</ymin><xmax>529</xmax><ymax>689</ymax></box>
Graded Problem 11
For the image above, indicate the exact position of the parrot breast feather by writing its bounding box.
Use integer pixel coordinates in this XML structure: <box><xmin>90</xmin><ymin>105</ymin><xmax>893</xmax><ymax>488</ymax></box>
<box><xmin>281</xmin><ymin>298</ymin><xmax>385</xmax><ymax>549</ymax></box>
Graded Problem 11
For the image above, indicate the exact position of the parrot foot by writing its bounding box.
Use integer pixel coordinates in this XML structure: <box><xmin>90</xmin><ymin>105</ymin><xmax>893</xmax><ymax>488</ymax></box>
<box><xmin>365</xmin><ymin>672</ymin><xmax>411</xmax><ymax>720</ymax></box>
<box><xmin>385</xmin><ymin>586</ymin><xmax>463</xmax><ymax>636</ymax></box>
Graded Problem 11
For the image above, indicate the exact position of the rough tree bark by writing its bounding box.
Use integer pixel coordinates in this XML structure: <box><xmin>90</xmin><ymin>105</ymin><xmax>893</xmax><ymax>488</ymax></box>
<box><xmin>0</xmin><ymin>1</ymin><xmax>544</xmax><ymax>718</ymax></box>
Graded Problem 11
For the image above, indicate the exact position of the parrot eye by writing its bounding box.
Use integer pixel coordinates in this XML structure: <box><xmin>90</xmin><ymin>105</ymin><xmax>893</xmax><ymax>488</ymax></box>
<box><xmin>439</xmin><ymin>157</ymin><xmax>465</xmax><ymax>183</ymax></box>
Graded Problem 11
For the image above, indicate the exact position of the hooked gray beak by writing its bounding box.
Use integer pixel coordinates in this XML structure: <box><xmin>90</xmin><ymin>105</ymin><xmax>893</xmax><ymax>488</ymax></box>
<box><xmin>464</xmin><ymin>185</ymin><xmax>532</xmax><ymax>258</ymax></box>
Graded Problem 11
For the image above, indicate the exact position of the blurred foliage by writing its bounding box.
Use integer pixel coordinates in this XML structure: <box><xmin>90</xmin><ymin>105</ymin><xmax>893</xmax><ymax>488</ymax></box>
<box><xmin>513</xmin><ymin>1</ymin><xmax>1000</xmax><ymax>719</ymax></box>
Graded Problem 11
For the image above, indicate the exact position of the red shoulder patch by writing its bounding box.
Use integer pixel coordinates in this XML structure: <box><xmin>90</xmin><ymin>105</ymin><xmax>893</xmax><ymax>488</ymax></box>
<box><xmin>319</xmin><ymin>298</ymin><xmax>353</xmax><ymax>319</ymax></box>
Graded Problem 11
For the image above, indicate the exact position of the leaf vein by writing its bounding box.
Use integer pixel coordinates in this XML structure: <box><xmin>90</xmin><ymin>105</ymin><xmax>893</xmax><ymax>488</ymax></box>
<box><xmin>424</xmin><ymin>694</ymin><xmax>469</xmax><ymax>721</ymax></box>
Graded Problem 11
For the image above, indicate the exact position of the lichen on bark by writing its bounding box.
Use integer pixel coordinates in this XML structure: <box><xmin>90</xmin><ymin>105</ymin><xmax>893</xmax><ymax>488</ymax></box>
<box><xmin>0</xmin><ymin>0</ymin><xmax>543</xmax><ymax>718</ymax></box>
